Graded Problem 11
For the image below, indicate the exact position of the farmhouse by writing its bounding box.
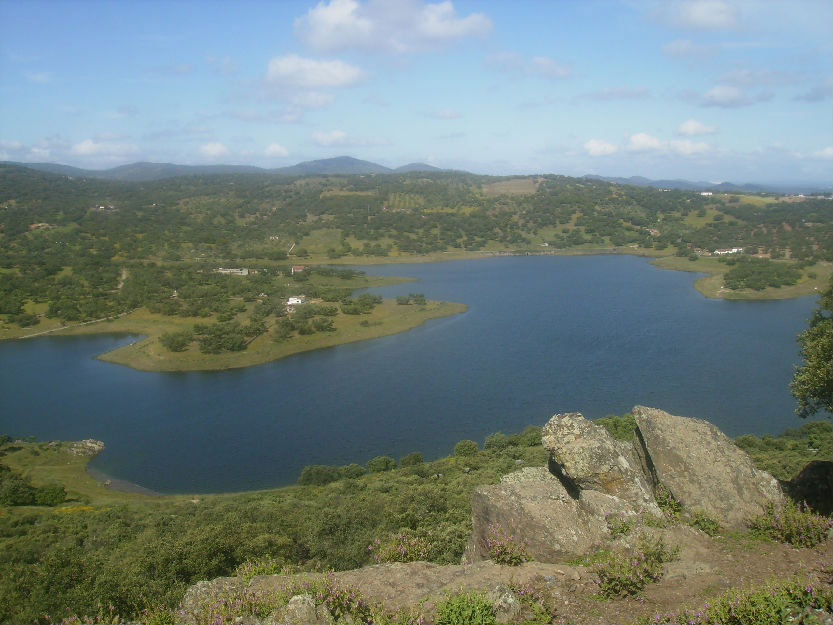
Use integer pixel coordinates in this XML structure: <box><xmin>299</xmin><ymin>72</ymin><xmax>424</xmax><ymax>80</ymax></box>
<box><xmin>713</xmin><ymin>247</ymin><xmax>743</xmax><ymax>255</ymax></box>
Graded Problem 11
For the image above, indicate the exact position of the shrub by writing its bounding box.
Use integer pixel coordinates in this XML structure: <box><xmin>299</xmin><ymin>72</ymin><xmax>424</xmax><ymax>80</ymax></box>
<box><xmin>519</xmin><ymin>425</ymin><xmax>542</xmax><ymax>446</ymax></box>
<box><xmin>509</xmin><ymin>577</ymin><xmax>560</xmax><ymax>624</ymax></box>
<box><xmin>297</xmin><ymin>464</ymin><xmax>341</xmax><ymax>486</ymax></box>
<box><xmin>745</xmin><ymin>500</ymin><xmax>833</xmax><ymax>548</ymax></box>
<box><xmin>605</xmin><ymin>513</ymin><xmax>636</xmax><ymax>539</ymax></box>
<box><xmin>655</xmin><ymin>483</ymin><xmax>683</xmax><ymax>522</ymax></box>
<box><xmin>34</xmin><ymin>483</ymin><xmax>66</xmax><ymax>506</ymax></box>
<box><xmin>235</xmin><ymin>556</ymin><xmax>286</xmax><ymax>582</ymax></box>
<box><xmin>368</xmin><ymin>530</ymin><xmax>435</xmax><ymax>563</ymax></box>
<box><xmin>596</xmin><ymin>413</ymin><xmax>636</xmax><ymax>441</ymax></box>
<box><xmin>367</xmin><ymin>455</ymin><xmax>396</xmax><ymax>473</ymax></box>
<box><xmin>649</xmin><ymin>577</ymin><xmax>833</xmax><ymax>625</ymax></box>
<box><xmin>485</xmin><ymin>523</ymin><xmax>530</xmax><ymax>566</ymax></box>
<box><xmin>453</xmin><ymin>440</ymin><xmax>478</xmax><ymax>457</ymax></box>
<box><xmin>687</xmin><ymin>509</ymin><xmax>721</xmax><ymax>536</ymax></box>
<box><xmin>399</xmin><ymin>451</ymin><xmax>424</xmax><ymax>467</ymax></box>
<box><xmin>340</xmin><ymin>463</ymin><xmax>366</xmax><ymax>479</ymax></box>
<box><xmin>484</xmin><ymin>432</ymin><xmax>509</xmax><ymax>451</ymax></box>
<box><xmin>593</xmin><ymin>535</ymin><xmax>678</xmax><ymax>598</ymax></box>
<box><xmin>435</xmin><ymin>590</ymin><xmax>495</xmax><ymax>625</ymax></box>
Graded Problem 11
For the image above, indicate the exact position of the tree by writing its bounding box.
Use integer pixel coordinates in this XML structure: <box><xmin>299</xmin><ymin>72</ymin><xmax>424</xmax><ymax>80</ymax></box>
<box><xmin>790</xmin><ymin>286</ymin><xmax>832</xmax><ymax>418</ymax></box>
<box><xmin>366</xmin><ymin>455</ymin><xmax>396</xmax><ymax>473</ymax></box>
<box><xmin>453</xmin><ymin>440</ymin><xmax>478</xmax><ymax>457</ymax></box>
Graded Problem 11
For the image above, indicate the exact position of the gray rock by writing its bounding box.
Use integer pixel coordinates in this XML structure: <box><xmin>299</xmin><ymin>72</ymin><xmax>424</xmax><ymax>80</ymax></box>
<box><xmin>272</xmin><ymin>594</ymin><xmax>320</xmax><ymax>625</ymax></box>
<box><xmin>541</xmin><ymin>411</ymin><xmax>657</xmax><ymax>512</ymax></box>
<box><xmin>488</xmin><ymin>585</ymin><xmax>522</xmax><ymax>624</ymax></box>
<box><xmin>465</xmin><ymin>467</ymin><xmax>636</xmax><ymax>563</ymax></box>
<box><xmin>179</xmin><ymin>577</ymin><xmax>245</xmax><ymax>624</ymax></box>
<box><xmin>632</xmin><ymin>405</ymin><xmax>782</xmax><ymax>528</ymax></box>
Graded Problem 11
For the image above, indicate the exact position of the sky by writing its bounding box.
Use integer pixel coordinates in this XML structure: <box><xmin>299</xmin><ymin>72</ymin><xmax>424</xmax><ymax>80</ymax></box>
<box><xmin>0</xmin><ymin>0</ymin><xmax>831</xmax><ymax>184</ymax></box>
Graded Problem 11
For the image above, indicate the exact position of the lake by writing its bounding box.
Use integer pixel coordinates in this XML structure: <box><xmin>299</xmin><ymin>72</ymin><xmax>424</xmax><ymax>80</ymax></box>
<box><xmin>0</xmin><ymin>255</ymin><xmax>822</xmax><ymax>493</ymax></box>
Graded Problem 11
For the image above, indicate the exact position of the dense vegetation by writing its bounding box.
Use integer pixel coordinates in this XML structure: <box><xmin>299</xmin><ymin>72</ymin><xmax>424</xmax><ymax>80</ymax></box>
<box><xmin>1</xmin><ymin>164</ymin><xmax>830</xmax><ymax>335</ymax></box>
<box><xmin>0</xmin><ymin>419</ymin><xmax>829</xmax><ymax>623</ymax></box>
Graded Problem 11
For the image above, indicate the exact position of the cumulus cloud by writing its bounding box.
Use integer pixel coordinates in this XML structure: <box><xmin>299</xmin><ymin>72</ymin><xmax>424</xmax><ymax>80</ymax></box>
<box><xmin>810</xmin><ymin>146</ymin><xmax>833</xmax><ymax>159</ymax></box>
<box><xmin>661</xmin><ymin>0</ymin><xmax>740</xmax><ymax>30</ymax></box>
<box><xmin>661</xmin><ymin>38</ymin><xmax>713</xmax><ymax>58</ymax></box>
<box><xmin>669</xmin><ymin>139</ymin><xmax>710</xmax><ymax>155</ymax></box>
<box><xmin>487</xmin><ymin>51</ymin><xmax>571</xmax><ymax>79</ymax></box>
<box><xmin>690</xmin><ymin>85</ymin><xmax>773</xmax><ymax>108</ymax></box>
<box><xmin>677</xmin><ymin>119</ymin><xmax>716</xmax><ymax>136</ymax></box>
<box><xmin>627</xmin><ymin>133</ymin><xmax>663</xmax><ymax>152</ymax></box>
<box><xmin>198</xmin><ymin>142</ymin><xmax>230</xmax><ymax>158</ymax></box>
<box><xmin>295</xmin><ymin>0</ymin><xmax>492</xmax><ymax>53</ymax></box>
<box><xmin>264</xmin><ymin>143</ymin><xmax>289</xmax><ymax>157</ymax></box>
<box><xmin>313</xmin><ymin>129</ymin><xmax>350</xmax><ymax>147</ymax></box>
<box><xmin>70</xmin><ymin>138</ymin><xmax>140</xmax><ymax>156</ymax></box>
<box><xmin>584</xmin><ymin>139</ymin><xmax>618</xmax><ymax>156</ymax></box>
<box><xmin>266</xmin><ymin>54</ymin><xmax>364</xmax><ymax>89</ymax></box>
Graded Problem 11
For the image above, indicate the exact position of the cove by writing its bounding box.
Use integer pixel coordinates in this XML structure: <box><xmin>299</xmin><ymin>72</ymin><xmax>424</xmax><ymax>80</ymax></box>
<box><xmin>0</xmin><ymin>255</ymin><xmax>821</xmax><ymax>494</ymax></box>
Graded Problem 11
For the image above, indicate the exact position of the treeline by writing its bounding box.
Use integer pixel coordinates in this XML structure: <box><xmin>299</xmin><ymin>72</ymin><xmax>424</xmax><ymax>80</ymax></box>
<box><xmin>1</xmin><ymin>164</ymin><xmax>830</xmax><ymax>327</ymax></box>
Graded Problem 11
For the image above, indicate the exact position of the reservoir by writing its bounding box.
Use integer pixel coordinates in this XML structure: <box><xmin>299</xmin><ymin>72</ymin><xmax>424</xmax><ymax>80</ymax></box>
<box><xmin>0</xmin><ymin>255</ymin><xmax>822</xmax><ymax>493</ymax></box>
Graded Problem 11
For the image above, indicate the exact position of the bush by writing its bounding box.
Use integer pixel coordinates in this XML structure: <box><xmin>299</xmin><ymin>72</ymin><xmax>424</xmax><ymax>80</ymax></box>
<box><xmin>235</xmin><ymin>556</ymin><xmax>286</xmax><ymax>582</ymax></box>
<box><xmin>435</xmin><ymin>590</ymin><xmax>495</xmax><ymax>625</ymax></box>
<box><xmin>484</xmin><ymin>432</ymin><xmax>509</xmax><ymax>451</ymax></box>
<box><xmin>596</xmin><ymin>413</ymin><xmax>636</xmax><ymax>441</ymax></box>
<box><xmin>297</xmin><ymin>464</ymin><xmax>341</xmax><ymax>486</ymax></box>
<box><xmin>485</xmin><ymin>523</ymin><xmax>530</xmax><ymax>566</ymax></box>
<box><xmin>453</xmin><ymin>440</ymin><xmax>478</xmax><ymax>457</ymax></box>
<box><xmin>368</xmin><ymin>530</ymin><xmax>435</xmax><ymax>563</ymax></box>
<box><xmin>745</xmin><ymin>500</ymin><xmax>833</xmax><ymax>548</ymax></box>
<box><xmin>34</xmin><ymin>483</ymin><xmax>66</xmax><ymax>506</ymax></box>
<box><xmin>367</xmin><ymin>455</ymin><xmax>396</xmax><ymax>473</ymax></box>
<box><xmin>655</xmin><ymin>483</ymin><xmax>683</xmax><ymax>522</ymax></box>
<box><xmin>593</xmin><ymin>535</ymin><xmax>678</xmax><ymax>598</ymax></box>
<box><xmin>649</xmin><ymin>577</ymin><xmax>833</xmax><ymax>625</ymax></box>
<box><xmin>399</xmin><ymin>451</ymin><xmax>424</xmax><ymax>467</ymax></box>
<box><xmin>687</xmin><ymin>510</ymin><xmax>721</xmax><ymax>536</ymax></box>
<box><xmin>605</xmin><ymin>513</ymin><xmax>636</xmax><ymax>539</ymax></box>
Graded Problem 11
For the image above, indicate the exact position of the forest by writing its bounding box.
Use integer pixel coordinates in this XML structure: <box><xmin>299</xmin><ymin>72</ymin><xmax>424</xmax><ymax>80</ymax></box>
<box><xmin>1</xmin><ymin>164</ymin><xmax>830</xmax><ymax>336</ymax></box>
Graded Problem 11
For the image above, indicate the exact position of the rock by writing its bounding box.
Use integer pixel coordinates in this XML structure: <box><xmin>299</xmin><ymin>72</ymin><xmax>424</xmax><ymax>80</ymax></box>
<box><xmin>783</xmin><ymin>460</ymin><xmax>833</xmax><ymax>516</ymax></box>
<box><xmin>488</xmin><ymin>585</ymin><xmax>522</xmax><ymax>624</ymax></box>
<box><xmin>179</xmin><ymin>577</ymin><xmax>245</xmax><ymax>624</ymax></box>
<box><xmin>631</xmin><ymin>406</ymin><xmax>782</xmax><ymax>528</ymax></box>
<box><xmin>465</xmin><ymin>467</ymin><xmax>637</xmax><ymax>563</ymax></box>
<box><xmin>541</xmin><ymin>412</ymin><xmax>657</xmax><ymax>512</ymax></box>
<box><xmin>272</xmin><ymin>594</ymin><xmax>320</xmax><ymax>625</ymax></box>
<box><xmin>69</xmin><ymin>439</ymin><xmax>105</xmax><ymax>456</ymax></box>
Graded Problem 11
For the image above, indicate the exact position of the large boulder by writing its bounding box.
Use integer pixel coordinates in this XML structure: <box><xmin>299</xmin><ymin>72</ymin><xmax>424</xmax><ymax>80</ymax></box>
<box><xmin>631</xmin><ymin>405</ymin><xmax>782</xmax><ymax>528</ymax></box>
<box><xmin>464</xmin><ymin>467</ymin><xmax>637</xmax><ymax>563</ymax></box>
<box><xmin>541</xmin><ymin>412</ymin><xmax>657</xmax><ymax>512</ymax></box>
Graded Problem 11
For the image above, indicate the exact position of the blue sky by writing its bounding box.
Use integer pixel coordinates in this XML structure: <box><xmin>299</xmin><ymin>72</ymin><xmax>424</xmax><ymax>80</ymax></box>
<box><xmin>1</xmin><ymin>0</ymin><xmax>831</xmax><ymax>184</ymax></box>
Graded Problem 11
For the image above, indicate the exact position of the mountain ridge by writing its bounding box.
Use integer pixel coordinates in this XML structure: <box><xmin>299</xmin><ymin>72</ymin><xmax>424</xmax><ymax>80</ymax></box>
<box><xmin>2</xmin><ymin>158</ymin><xmax>829</xmax><ymax>194</ymax></box>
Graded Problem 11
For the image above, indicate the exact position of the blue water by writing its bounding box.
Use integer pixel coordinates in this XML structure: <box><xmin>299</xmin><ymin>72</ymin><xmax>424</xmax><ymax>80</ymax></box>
<box><xmin>0</xmin><ymin>256</ymin><xmax>821</xmax><ymax>493</ymax></box>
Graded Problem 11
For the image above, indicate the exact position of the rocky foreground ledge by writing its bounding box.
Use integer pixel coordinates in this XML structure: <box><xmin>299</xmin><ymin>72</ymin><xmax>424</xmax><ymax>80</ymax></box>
<box><xmin>182</xmin><ymin>407</ymin><xmax>832</xmax><ymax>625</ymax></box>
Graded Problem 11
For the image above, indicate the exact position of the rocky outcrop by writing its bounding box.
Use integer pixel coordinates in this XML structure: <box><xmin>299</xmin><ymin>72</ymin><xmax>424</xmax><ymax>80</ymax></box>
<box><xmin>541</xmin><ymin>412</ymin><xmax>657</xmax><ymax>512</ymax></box>
<box><xmin>467</xmin><ymin>406</ymin><xmax>782</xmax><ymax>564</ymax></box>
<box><xmin>631</xmin><ymin>406</ymin><xmax>782</xmax><ymax>528</ymax></box>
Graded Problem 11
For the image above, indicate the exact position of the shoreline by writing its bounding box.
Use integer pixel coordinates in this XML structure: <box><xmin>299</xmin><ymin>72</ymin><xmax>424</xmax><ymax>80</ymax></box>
<box><xmin>85</xmin><ymin>466</ymin><xmax>163</xmax><ymax>497</ymax></box>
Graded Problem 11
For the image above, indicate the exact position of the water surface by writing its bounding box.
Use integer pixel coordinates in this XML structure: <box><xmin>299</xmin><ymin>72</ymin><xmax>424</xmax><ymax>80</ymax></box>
<box><xmin>0</xmin><ymin>256</ymin><xmax>819</xmax><ymax>493</ymax></box>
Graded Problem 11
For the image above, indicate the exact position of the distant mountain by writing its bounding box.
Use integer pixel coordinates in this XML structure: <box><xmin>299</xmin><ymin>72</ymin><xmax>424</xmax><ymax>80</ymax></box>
<box><xmin>583</xmin><ymin>174</ymin><xmax>831</xmax><ymax>195</ymax></box>
<box><xmin>3</xmin><ymin>157</ymin><xmax>448</xmax><ymax>181</ymax></box>
<box><xmin>394</xmin><ymin>162</ymin><xmax>442</xmax><ymax>173</ymax></box>
<box><xmin>271</xmin><ymin>156</ymin><xmax>392</xmax><ymax>176</ymax></box>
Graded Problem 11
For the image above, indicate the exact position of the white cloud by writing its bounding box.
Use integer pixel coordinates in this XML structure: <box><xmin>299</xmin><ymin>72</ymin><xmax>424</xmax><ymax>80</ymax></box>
<box><xmin>487</xmin><ymin>51</ymin><xmax>571</xmax><ymax>80</ymax></box>
<box><xmin>295</xmin><ymin>0</ymin><xmax>492</xmax><ymax>53</ymax></box>
<box><xmin>664</xmin><ymin>0</ymin><xmax>740</xmax><ymax>30</ymax></box>
<box><xmin>313</xmin><ymin>129</ymin><xmax>350</xmax><ymax>147</ymax></box>
<box><xmin>794</xmin><ymin>85</ymin><xmax>832</xmax><ymax>102</ymax></box>
<box><xmin>70</xmin><ymin>138</ymin><xmax>139</xmax><ymax>156</ymax></box>
<box><xmin>627</xmin><ymin>133</ymin><xmax>663</xmax><ymax>152</ymax></box>
<box><xmin>584</xmin><ymin>139</ymin><xmax>618</xmax><ymax>156</ymax></box>
<box><xmin>430</xmin><ymin>108</ymin><xmax>461</xmax><ymax>119</ymax></box>
<box><xmin>810</xmin><ymin>146</ymin><xmax>833</xmax><ymax>159</ymax></box>
<box><xmin>0</xmin><ymin>139</ymin><xmax>23</xmax><ymax>150</ymax></box>
<box><xmin>198</xmin><ymin>142</ymin><xmax>230</xmax><ymax>158</ymax></box>
<box><xmin>266</xmin><ymin>54</ymin><xmax>364</xmax><ymax>89</ymax></box>
<box><xmin>264</xmin><ymin>143</ymin><xmax>289</xmax><ymax>157</ymax></box>
<box><xmin>677</xmin><ymin>119</ymin><xmax>716</xmax><ymax>136</ymax></box>
<box><xmin>670</xmin><ymin>139</ymin><xmax>710</xmax><ymax>155</ymax></box>
<box><xmin>696</xmin><ymin>85</ymin><xmax>773</xmax><ymax>107</ymax></box>
<box><xmin>661</xmin><ymin>38</ymin><xmax>713</xmax><ymax>58</ymax></box>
